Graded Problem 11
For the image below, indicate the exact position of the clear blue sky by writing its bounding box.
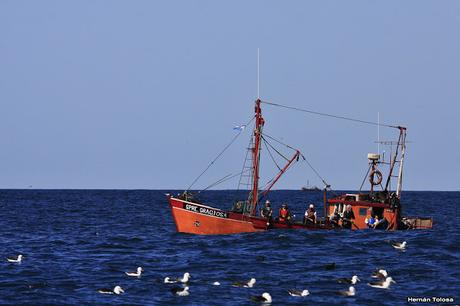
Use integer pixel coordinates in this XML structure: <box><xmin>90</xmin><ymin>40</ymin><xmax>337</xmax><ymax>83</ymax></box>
<box><xmin>1</xmin><ymin>1</ymin><xmax>459</xmax><ymax>190</ymax></box>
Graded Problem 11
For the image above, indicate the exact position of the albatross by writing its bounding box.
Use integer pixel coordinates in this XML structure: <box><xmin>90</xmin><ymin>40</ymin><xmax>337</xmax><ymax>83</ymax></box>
<box><xmin>287</xmin><ymin>289</ymin><xmax>310</xmax><ymax>297</ymax></box>
<box><xmin>368</xmin><ymin>277</ymin><xmax>396</xmax><ymax>289</ymax></box>
<box><xmin>251</xmin><ymin>292</ymin><xmax>272</xmax><ymax>303</ymax></box>
<box><xmin>7</xmin><ymin>254</ymin><xmax>23</xmax><ymax>263</ymax></box>
<box><xmin>164</xmin><ymin>272</ymin><xmax>191</xmax><ymax>284</ymax></box>
<box><xmin>337</xmin><ymin>275</ymin><xmax>360</xmax><ymax>285</ymax></box>
<box><xmin>233</xmin><ymin>278</ymin><xmax>256</xmax><ymax>288</ymax></box>
<box><xmin>392</xmin><ymin>241</ymin><xmax>407</xmax><ymax>250</ymax></box>
<box><xmin>98</xmin><ymin>286</ymin><xmax>124</xmax><ymax>295</ymax></box>
<box><xmin>371</xmin><ymin>269</ymin><xmax>388</xmax><ymax>279</ymax></box>
<box><xmin>336</xmin><ymin>286</ymin><xmax>356</xmax><ymax>297</ymax></box>
<box><xmin>125</xmin><ymin>267</ymin><xmax>143</xmax><ymax>277</ymax></box>
<box><xmin>171</xmin><ymin>286</ymin><xmax>189</xmax><ymax>296</ymax></box>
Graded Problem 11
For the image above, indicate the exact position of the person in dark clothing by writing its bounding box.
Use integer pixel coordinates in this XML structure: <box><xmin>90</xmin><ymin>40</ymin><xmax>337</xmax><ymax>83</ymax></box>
<box><xmin>330</xmin><ymin>207</ymin><xmax>340</xmax><ymax>227</ymax></box>
<box><xmin>341</xmin><ymin>204</ymin><xmax>355</xmax><ymax>229</ymax></box>
<box><xmin>303</xmin><ymin>204</ymin><xmax>317</xmax><ymax>225</ymax></box>
<box><xmin>260</xmin><ymin>200</ymin><xmax>273</xmax><ymax>226</ymax></box>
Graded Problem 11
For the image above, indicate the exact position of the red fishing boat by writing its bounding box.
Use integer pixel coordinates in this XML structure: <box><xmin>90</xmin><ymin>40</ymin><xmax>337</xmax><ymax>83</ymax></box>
<box><xmin>167</xmin><ymin>99</ymin><xmax>432</xmax><ymax>234</ymax></box>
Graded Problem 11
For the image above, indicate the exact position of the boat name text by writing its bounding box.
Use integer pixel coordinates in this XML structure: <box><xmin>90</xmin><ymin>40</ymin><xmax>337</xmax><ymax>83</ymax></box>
<box><xmin>183</xmin><ymin>203</ymin><xmax>228</xmax><ymax>218</ymax></box>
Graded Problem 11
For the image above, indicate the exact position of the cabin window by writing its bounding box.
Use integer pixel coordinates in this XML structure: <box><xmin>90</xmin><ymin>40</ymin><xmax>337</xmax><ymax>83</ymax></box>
<box><xmin>359</xmin><ymin>208</ymin><xmax>367</xmax><ymax>216</ymax></box>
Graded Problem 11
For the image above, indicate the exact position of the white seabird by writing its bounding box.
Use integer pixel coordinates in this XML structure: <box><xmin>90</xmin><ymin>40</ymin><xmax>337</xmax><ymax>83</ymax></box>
<box><xmin>164</xmin><ymin>272</ymin><xmax>191</xmax><ymax>284</ymax></box>
<box><xmin>368</xmin><ymin>277</ymin><xmax>396</xmax><ymax>289</ymax></box>
<box><xmin>233</xmin><ymin>278</ymin><xmax>256</xmax><ymax>288</ymax></box>
<box><xmin>98</xmin><ymin>285</ymin><xmax>124</xmax><ymax>295</ymax></box>
<box><xmin>392</xmin><ymin>241</ymin><xmax>407</xmax><ymax>250</ymax></box>
<box><xmin>371</xmin><ymin>269</ymin><xmax>388</xmax><ymax>279</ymax></box>
<box><xmin>336</xmin><ymin>286</ymin><xmax>356</xmax><ymax>297</ymax></box>
<box><xmin>212</xmin><ymin>281</ymin><xmax>221</xmax><ymax>286</ymax></box>
<box><xmin>251</xmin><ymin>292</ymin><xmax>272</xmax><ymax>303</ymax></box>
<box><xmin>171</xmin><ymin>286</ymin><xmax>189</xmax><ymax>296</ymax></box>
<box><xmin>287</xmin><ymin>289</ymin><xmax>310</xmax><ymax>297</ymax></box>
<box><xmin>125</xmin><ymin>267</ymin><xmax>143</xmax><ymax>277</ymax></box>
<box><xmin>337</xmin><ymin>275</ymin><xmax>360</xmax><ymax>285</ymax></box>
<box><xmin>7</xmin><ymin>254</ymin><xmax>23</xmax><ymax>263</ymax></box>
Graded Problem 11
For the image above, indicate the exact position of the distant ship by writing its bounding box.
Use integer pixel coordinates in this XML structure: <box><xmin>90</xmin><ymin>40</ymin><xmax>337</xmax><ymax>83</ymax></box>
<box><xmin>301</xmin><ymin>180</ymin><xmax>320</xmax><ymax>192</ymax></box>
<box><xmin>167</xmin><ymin>98</ymin><xmax>432</xmax><ymax>234</ymax></box>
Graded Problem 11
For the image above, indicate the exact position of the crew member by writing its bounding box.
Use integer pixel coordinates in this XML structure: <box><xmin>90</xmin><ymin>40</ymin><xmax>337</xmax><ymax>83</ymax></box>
<box><xmin>341</xmin><ymin>204</ymin><xmax>355</xmax><ymax>229</ymax></box>
<box><xmin>304</xmin><ymin>204</ymin><xmax>317</xmax><ymax>225</ymax></box>
<box><xmin>278</xmin><ymin>203</ymin><xmax>291</xmax><ymax>223</ymax></box>
<box><xmin>330</xmin><ymin>207</ymin><xmax>340</xmax><ymax>227</ymax></box>
<box><xmin>260</xmin><ymin>200</ymin><xmax>273</xmax><ymax>226</ymax></box>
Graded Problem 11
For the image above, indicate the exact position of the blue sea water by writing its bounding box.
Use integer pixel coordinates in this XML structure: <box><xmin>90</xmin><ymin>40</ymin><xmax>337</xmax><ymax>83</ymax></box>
<box><xmin>0</xmin><ymin>189</ymin><xmax>458</xmax><ymax>305</ymax></box>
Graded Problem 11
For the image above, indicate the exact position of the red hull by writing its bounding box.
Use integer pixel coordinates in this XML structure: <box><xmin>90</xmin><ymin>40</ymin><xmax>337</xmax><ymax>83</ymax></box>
<box><xmin>168</xmin><ymin>196</ymin><xmax>334</xmax><ymax>234</ymax></box>
<box><xmin>168</xmin><ymin>197</ymin><xmax>262</xmax><ymax>235</ymax></box>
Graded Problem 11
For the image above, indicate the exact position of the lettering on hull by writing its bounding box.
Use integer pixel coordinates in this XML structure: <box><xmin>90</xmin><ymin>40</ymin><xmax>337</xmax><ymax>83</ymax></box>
<box><xmin>183</xmin><ymin>203</ymin><xmax>229</xmax><ymax>219</ymax></box>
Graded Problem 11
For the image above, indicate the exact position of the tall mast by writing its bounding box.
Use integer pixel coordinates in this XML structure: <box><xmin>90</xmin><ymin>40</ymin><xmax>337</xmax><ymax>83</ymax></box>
<box><xmin>250</xmin><ymin>99</ymin><xmax>264</xmax><ymax>215</ymax></box>
<box><xmin>396</xmin><ymin>127</ymin><xmax>407</xmax><ymax>198</ymax></box>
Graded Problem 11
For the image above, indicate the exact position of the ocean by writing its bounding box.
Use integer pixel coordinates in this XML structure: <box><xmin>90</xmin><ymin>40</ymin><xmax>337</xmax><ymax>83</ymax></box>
<box><xmin>0</xmin><ymin>190</ymin><xmax>458</xmax><ymax>305</ymax></box>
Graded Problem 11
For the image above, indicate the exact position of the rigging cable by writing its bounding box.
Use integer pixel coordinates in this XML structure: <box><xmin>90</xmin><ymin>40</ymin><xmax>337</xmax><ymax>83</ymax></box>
<box><xmin>186</xmin><ymin>116</ymin><xmax>255</xmax><ymax>191</ymax></box>
<box><xmin>199</xmin><ymin>168</ymin><xmax>252</xmax><ymax>193</ymax></box>
<box><xmin>300</xmin><ymin>154</ymin><xmax>330</xmax><ymax>188</ymax></box>
<box><xmin>261</xmin><ymin>100</ymin><xmax>400</xmax><ymax>129</ymax></box>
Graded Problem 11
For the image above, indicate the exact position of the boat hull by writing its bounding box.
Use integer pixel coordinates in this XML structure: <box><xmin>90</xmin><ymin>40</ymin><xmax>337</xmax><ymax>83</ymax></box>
<box><xmin>168</xmin><ymin>197</ymin><xmax>261</xmax><ymax>235</ymax></box>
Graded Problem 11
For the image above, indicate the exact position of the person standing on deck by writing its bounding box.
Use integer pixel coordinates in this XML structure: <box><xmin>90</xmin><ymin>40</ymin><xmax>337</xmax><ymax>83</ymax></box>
<box><xmin>342</xmin><ymin>205</ymin><xmax>355</xmax><ymax>229</ymax></box>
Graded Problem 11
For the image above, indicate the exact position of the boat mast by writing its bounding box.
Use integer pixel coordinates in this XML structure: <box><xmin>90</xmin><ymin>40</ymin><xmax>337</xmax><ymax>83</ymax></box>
<box><xmin>250</xmin><ymin>99</ymin><xmax>264</xmax><ymax>215</ymax></box>
<box><xmin>384</xmin><ymin>126</ymin><xmax>406</xmax><ymax>198</ymax></box>
<box><xmin>396</xmin><ymin>127</ymin><xmax>407</xmax><ymax>198</ymax></box>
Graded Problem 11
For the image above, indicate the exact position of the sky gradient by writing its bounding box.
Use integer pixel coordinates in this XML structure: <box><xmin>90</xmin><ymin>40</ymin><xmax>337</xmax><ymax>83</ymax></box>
<box><xmin>1</xmin><ymin>1</ymin><xmax>459</xmax><ymax>190</ymax></box>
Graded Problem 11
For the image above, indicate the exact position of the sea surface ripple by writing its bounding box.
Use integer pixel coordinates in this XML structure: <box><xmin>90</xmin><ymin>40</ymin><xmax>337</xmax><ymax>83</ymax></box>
<box><xmin>0</xmin><ymin>190</ymin><xmax>458</xmax><ymax>305</ymax></box>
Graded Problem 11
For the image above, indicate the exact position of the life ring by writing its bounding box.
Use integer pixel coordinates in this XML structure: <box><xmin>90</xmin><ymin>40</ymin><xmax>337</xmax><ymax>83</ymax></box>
<box><xmin>369</xmin><ymin>169</ymin><xmax>383</xmax><ymax>185</ymax></box>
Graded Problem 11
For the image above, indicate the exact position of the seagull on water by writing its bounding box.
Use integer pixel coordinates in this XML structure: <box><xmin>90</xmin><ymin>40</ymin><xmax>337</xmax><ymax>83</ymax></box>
<box><xmin>233</xmin><ymin>278</ymin><xmax>256</xmax><ymax>288</ymax></box>
<box><xmin>7</xmin><ymin>254</ymin><xmax>23</xmax><ymax>263</ymax></box>
<box><xmin>392</xmin><ymin>241</ymin><xmax>407</xmax><ymax>250</ymax></box>
<box><xmin>336</xmin><ymin>286</ymin><xmax>356</xmax><ymax>297</ymax></box>
<box><xmin>287</xmin><ymin>289</ymin><xmax>310</xmax><ymax>297</ymax></box>
<box><xmin>171</xmin><ymin>286</ymin><xmax>189</xmax><ymax>296</ymax></box>
<box><xmin>164</xmin><ymin>272</ymin><xmax>191</xmax><ymax>284</ymax></box>
<box><xmin>337</xmin><ymin>275</ymin><xmax>360</xmax><ymax>285</ymax></box>
<box><xmin>212</xmin><ymin>281</ymin><xmax>221</xmax><ymax>286</ymax></box>
<box><xmin>98</xmin><ymin>285</ymin><xmax>124</xmax><ymax>295</ymax></box>
<box><xmin>368</xmin><ymin>277</ymin><xmax>396</xmax><ymax>289</ymax></box>
<box><xmin>125</xmin><ymin>267</ymin><xmax>143</xmax><ymax>277</ymax></box>
<box><xmin>371</xmin><ymin>269</ymin><xmax>388</xmax><ymax>279</ymax></box>
<box><xmin>251</xmin><ymin>292</ymin><xmax>272</xmax><ymax>303</ymax></box>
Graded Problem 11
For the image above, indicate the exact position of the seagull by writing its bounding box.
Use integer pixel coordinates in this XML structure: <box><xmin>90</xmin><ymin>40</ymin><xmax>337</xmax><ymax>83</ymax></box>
<box><xmin>337</xmin><ymin>275</ymin><xmax>360</xmax><ymax>285</ymax></box>
<box><xmin>368</xmin><ymin>277</ymin><xmax>396</xmax><ymax>289</ymax></box>
<box><xmin>392</xmin><ymin>241</ymin><xmax>407</xmax><ymax>250</ymax></box>
<box><xmin>125</xmin><ymin>267</ymin><xmax>143</xmax><ymax>277</ymax></box>
<box><xmin>212</xmin><ymin>281</ymin><xmax>221</xmax><ymax>286</ymax></box>
<box><xmin>251</xmin><ymin>292</ymin><xmax>272</xmax><ymax>303</ymax></box>
<box><xmin>98</xmin><ymin>285</ymin><xmax>124</xmax><ymax>295</ymax></box>
<box><xmin>336</xmin><ymin>286</ymin><xmax>356</xmax><ymax>297</ymax></box>
<box><xmin>287</xmin><ymin>289</ymin><xmax>310</xmax><ymax>297</ymax></box>
<box><xmin>171</xmin><ymin>286</ymin><xmax>189</xmax><ymax>296</ymax></box>
<box><xmin>371</xmin><ymin>269</ymin><xmax>388</xmax><ymax>279</ymax></box>
<box><xmin>7</xmin><ymin>254</ymin><xmax>23</xmax><ymax>263</ymax></box>
<box><xmin>233</xmin><ymin>278</ymin><xmax>256</xmax><ymax>288</ymax></box>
